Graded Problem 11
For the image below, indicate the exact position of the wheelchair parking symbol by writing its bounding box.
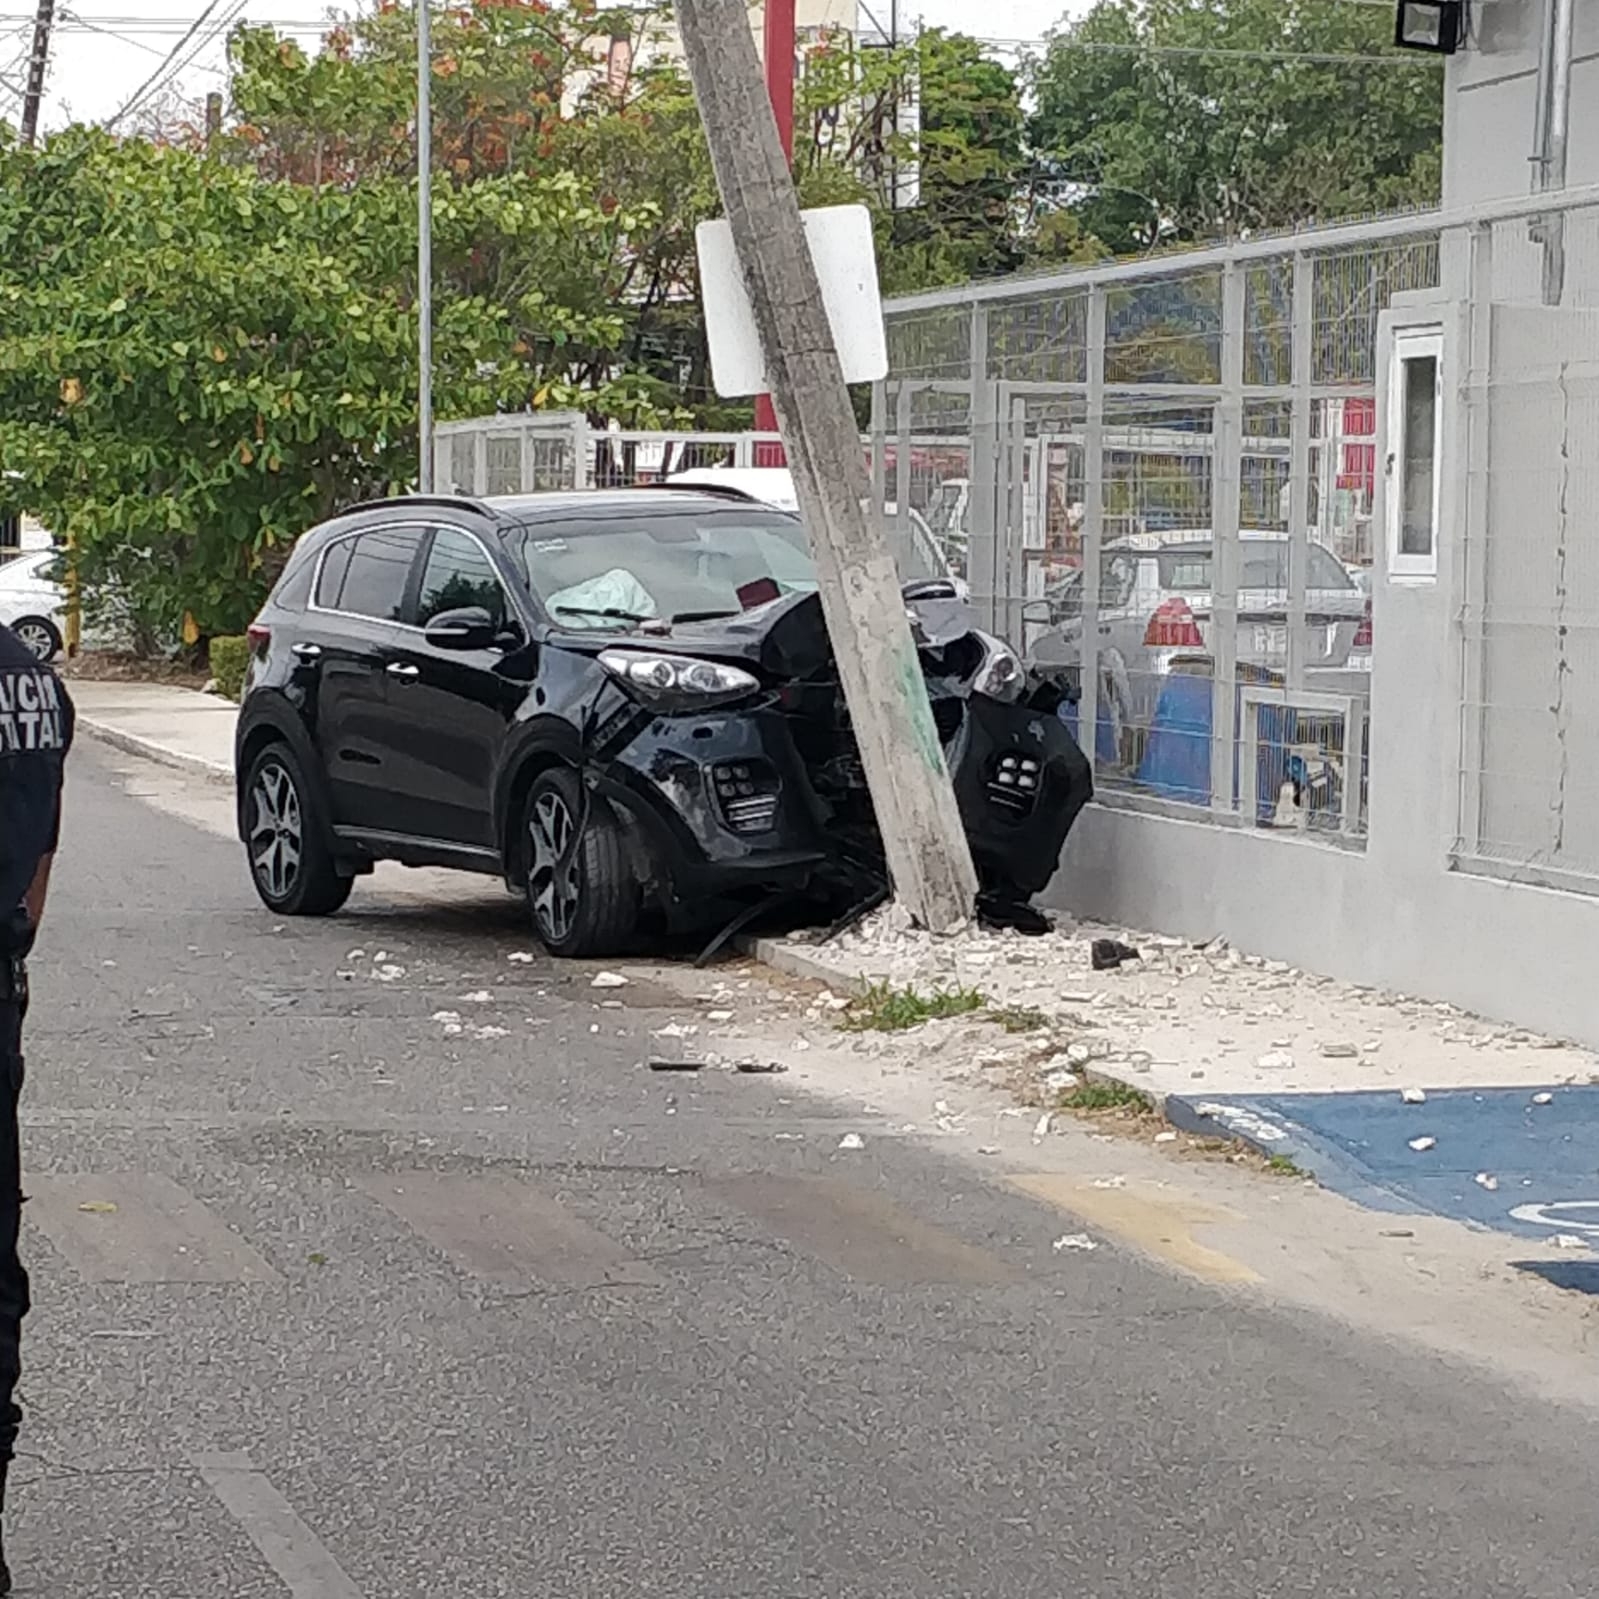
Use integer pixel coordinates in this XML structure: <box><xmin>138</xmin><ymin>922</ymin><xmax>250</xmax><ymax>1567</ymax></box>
<box><xmin>1507</xmin><ymin>1201</ymin><xmax>1599</xmax><ymax>1235</ymax></box>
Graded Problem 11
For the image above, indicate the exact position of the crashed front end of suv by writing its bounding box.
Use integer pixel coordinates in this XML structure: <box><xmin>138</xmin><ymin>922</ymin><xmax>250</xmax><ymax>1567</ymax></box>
<box><xmin>554</xmin><ymin>578</ymin><xmax>1093</xmax><ymax>940</ymax></box>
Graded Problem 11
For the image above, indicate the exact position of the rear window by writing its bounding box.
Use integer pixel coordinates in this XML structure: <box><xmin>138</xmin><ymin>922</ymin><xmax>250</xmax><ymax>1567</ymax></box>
<box><xmin>316</xmin><ymin>528</ymin><xmax>422</xmax><ymax>622</ymax></box>
<box><xmin>1157</xmin><ymin>544</ymin><xmax>1352</xmax><ymax>594</ymax></box>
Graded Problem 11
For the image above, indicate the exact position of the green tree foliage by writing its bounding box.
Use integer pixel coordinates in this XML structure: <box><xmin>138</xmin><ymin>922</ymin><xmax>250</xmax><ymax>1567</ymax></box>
<box><xmin>880</xmin><ymin>30</ymin><xmax>1029</xmax><ymax>289</ymax></box>
<box><xmin>1029</xmin><ymin>0</ymin><xmax>1444</xmax><ymax>255</ymax></box>
<box><xmin>0</xmin><ymin>128</ymin><xmax>650</xmax><ymax>641</ymax></box>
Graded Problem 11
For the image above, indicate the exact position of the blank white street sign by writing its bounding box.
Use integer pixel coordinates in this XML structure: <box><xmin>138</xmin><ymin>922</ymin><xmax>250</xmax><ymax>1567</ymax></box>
<box><xmin>696</xmin><ymin>203</ymin><xmax>889</xmax><ymax>399</ymax></box>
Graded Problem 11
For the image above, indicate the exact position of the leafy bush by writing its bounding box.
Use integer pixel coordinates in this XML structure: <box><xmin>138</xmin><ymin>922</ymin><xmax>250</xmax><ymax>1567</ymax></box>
<box><xmin>208</xmin><ymin>635</ymin><xmax>250</xmax><ymax>703</ymax></box>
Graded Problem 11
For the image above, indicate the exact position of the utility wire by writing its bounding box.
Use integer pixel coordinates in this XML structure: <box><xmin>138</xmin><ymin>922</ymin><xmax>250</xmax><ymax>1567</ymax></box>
<box><xmin>102</xmin><ymin>0</ymin><xmax>239</xmax><ymax>127</ymax></box>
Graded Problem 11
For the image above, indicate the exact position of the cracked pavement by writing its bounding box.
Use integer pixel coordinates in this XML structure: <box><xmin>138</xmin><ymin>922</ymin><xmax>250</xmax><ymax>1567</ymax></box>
<box><xmin>11</xmin><ymin>742</ymin><xmax>1599</xmax><ymax>1597</ymax></box>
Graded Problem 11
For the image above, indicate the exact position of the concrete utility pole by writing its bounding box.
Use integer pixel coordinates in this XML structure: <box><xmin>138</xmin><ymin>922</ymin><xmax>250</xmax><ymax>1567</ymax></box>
<box><xmin>416</xmin><ymin>0</ymin><xmax>436</xmax><ymax>491</ymax></box>
<box><xmin>676</xmin><ymin>0</ymin><xmax>979</xmax><ymax>933</ymax></box>
<box><xmin>18</xmin><ymin>0</ymin><xmax>55</xmax><ymax>148</ymax></box>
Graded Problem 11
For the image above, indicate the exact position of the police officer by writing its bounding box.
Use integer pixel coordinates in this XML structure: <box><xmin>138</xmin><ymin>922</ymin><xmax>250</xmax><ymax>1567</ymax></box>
<box><xmin>0</xmin><ymin>619</ymin><xmax>72</xmax><ymax>1594</ymax></box>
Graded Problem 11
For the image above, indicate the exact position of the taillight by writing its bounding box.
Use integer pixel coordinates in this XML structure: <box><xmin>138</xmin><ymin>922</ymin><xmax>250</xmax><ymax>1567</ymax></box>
<box><xmin>1144</xmin><ymin>598</ymin><xmax>1205</xmax><ymax>649</ymax></box>
<box><xmin>247</xmin><ymin>622</ymin><xmax>271</xmax><ymax>652</ymax></box>
<box><xmin>1353</xmin><ymin>602</ymin><xmax>1372</xmax><ymax>649</ymax></box>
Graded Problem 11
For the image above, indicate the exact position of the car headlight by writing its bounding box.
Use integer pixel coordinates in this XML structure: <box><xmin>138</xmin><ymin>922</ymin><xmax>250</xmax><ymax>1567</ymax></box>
<box><xmin>972</xmin><ymin>633</ymin><xmax>1026</xmax><ymax>703</ymax></box>
<box><xmin>599</xmin><ymin>649</ymin><xmax>760</xmax><ymax>710</ymax></box>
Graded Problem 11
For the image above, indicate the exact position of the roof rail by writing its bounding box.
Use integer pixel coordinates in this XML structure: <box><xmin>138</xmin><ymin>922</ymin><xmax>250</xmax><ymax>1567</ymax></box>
<box><xmin>642</xmin><ymin>481</ymin><xmax>765</xmax><ymax>505</ymax></box>
<box><xmin>335</xmin><ymin>492</ymin><xmax>496</xmax><ymax>519</ymax></box>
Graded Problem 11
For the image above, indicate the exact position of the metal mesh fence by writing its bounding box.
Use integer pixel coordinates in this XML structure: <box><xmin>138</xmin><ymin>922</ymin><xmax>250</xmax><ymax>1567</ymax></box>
<box><xmin>878</xmin><ymin>220</ymin><xmax>1441</xmax><ymax>843</ymax></box>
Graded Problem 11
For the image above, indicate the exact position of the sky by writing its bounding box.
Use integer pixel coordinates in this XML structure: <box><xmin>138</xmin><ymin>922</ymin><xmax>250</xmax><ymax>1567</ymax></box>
<box><xmin>2</xmin><ymin>0</ymin><xmax>1091</xmax><ymax>134</ymax></box>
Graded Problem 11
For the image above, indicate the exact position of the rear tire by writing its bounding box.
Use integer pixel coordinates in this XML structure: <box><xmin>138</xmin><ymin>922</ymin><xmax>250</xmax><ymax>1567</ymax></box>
<box><xmin>524</xmin><ymin>767</ymin><xmax>638</xmax><ymax>959</ymax></box>
<box><xmin>242</xmin><ymin>743</ymin><xmax>352</xmax><ymax>916</ymax></box>
<box><xmin>10</xmin><ymin>615</ymin><xmax>61</xmax><ymax>662</ymax></box>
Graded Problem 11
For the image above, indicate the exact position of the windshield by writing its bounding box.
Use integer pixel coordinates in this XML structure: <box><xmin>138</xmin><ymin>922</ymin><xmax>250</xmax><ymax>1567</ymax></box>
<box><xmin>509</xmin><ymin>508</ymin><xmax>818</xmax><ymax>628</ymax></box>
<box><xmin>1157</xmin><ymin>544</ymin><xmax>1353</xmax><ymax>593</ymax></box>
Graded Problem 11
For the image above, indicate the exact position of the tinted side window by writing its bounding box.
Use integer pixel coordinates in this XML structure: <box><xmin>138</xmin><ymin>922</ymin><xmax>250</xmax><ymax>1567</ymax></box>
<box><xmin>337</xmin><ymin>528</ymin><xmax>423</xmax><ymax>622</ymax></box>
<box><xmin>315</xmin><ymin>538</ymin><xmax>355</xmax><ymax>610</ymax></box>
<box><xmin>418</xmin><ymin>528</ymin><xmax>507</xmax><ymax>628</ymax></box>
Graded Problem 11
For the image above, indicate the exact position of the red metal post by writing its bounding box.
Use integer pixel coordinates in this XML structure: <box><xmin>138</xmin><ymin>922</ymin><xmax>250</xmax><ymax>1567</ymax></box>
<box><xmin>753</xmin><ymin>0</ymin><xmax>796</xmax><ymax>446</ymax></box>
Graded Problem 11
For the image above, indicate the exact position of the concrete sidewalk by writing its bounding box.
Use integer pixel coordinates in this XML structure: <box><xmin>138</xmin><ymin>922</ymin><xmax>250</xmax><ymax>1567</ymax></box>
<box><xmin>67</xmin><ymin>678</ymin><xmax>235</xmax><ymax>783</ymax></box>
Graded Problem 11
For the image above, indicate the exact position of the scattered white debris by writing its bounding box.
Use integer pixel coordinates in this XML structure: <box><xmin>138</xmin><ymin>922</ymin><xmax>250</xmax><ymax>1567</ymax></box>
<box><xmin>1154</xmin><ymin>1130</ymin><xmax>1179</xmax><ymax>1144</ymax></box>
<box><xmin>836</xmin><ymin>1133</ymin><xmax>865</xmax><ymax>1151</ymax></box>
<box><xmin>1256</xmin><ymin>1050</ymin><xmax>1294</xmax><ymax>1072</ymax></box>
<box><xmin>459</xmin><ymin>990</ymin><xmax>492</xmax><ymax>1004</ymax></box>
<box><xmin>1091</xmin><ymin>1176</ymin><xmax>1126</xmax><ymax>1190</ymax></box>
<box><xmin>976</xmin><ymin>1145</ymin><xmax>1000</xmax><ymax>1156</ymax></box>
<box><xmin>1052</xmin><ymin>1233</ymin><xmax>1098</xmax><ymax>1253</ymax></box>
<box><xmin>1553</xmin><ymin>1234</ymin><xmax>1588</xmax><ymax>1250</ymax></box>
<box><xmin>1532</xmin><ymin>1092</ymin><xmax>1555</xmax><ymax>1106</ymax></box>
<box><xmin>706</xmin><ymin>1010</ymin><xmax>736</xmax><ymax>1023</ymax></box>
<box><xmin>1408</xmin><ymin>1136</ymin><xmax>1437</xmax><ymax>1152</ymax></box>
<box><xmin>653</xmin><ymin>1022</ymin><xmax>698</xmax><ymax>1040</ymax></box>
<box><xmin>373</xmin><ymin>951</ymin><xmax>389</xmax><ymax>963</ymax></box>
<box><xmin>1401</xmin><ymin>1087</ymin><xmax>1427</xmax><ymax>1105</ymax></box>
<box><xmin>1044</xmin><ymin>1068</ymin><xmax>1079</xmax><ymax>1094</ymax></box>
<box><xmin>588</xmin><ymin>1023</ymin><xmax>600</xmax><ymax>1035</ymax></box>
<box><xmin>472</xmin><ymin>1026</ymin><xmax>510</xmax><ymax>1041</ymax></box>
<box><xmin>1032</xmin><ymin>1112</ymin><xmax>1054</xmax><ymax>1141</ymax></box>
<box><xmin>431</xmin><ymin>1011</ymin><xmax>462</xmax><ymax>1026</ymax></box>
<box><xmin>507</xmin><ymin>952</ymin><xmax>535</xmax><ymax>964</ymax></box>
<box><xmin>373</xmin><ymin>964</ymin><xmax>405</xmax><ymax>983</ymax></box>
<box><xmin>591</xmin><ymin>971</ymin><xmax>629</xmax><ymax>990</ymax></box>
<box><xmin>1319</xmin><ymin>1041</ymin><xmax>1360</xmax><ymax>1059</ymax></box>
<box><xmin>1474</xmin><ymin>1172</ymin><xmax>1499</xmax><ymax>1191</ymax></box>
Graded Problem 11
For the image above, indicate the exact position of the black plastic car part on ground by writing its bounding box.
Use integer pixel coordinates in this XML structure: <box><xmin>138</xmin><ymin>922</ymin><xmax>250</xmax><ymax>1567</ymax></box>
<box><xmin>233</xmin><ymin>489</ymin><xmax>1093</xmax><ymax>957</ymax></box>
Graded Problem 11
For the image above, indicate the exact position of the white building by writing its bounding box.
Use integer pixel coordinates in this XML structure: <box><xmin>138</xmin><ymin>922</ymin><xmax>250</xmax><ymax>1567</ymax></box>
<box><xmin>875</xmin><ymin>0</ymin><xmax>1599</xmax><ymax>1048</ymax></box>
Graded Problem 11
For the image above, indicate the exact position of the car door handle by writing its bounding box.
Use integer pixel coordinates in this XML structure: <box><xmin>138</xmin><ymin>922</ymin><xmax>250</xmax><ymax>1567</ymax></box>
<box><xmin>386</xmin><ymin>662</ymin><xmax>420</xmax><ymax>680</ymax></box>
<box><xmin>290</xmin><ymin>642</ymin><xmax>322</xmax><ymax>660</ymax></box>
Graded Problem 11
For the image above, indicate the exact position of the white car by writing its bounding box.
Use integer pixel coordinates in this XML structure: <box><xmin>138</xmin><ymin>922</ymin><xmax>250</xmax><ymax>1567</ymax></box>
<box><xmin>0</xmin><ymin>550</ymin><xmax>66</xmax><ymax>660</ymax></box>
<box><xmin>665</xmin><ymin>466</ymin><xmax>965</xmax><ymax>595</ymax></box>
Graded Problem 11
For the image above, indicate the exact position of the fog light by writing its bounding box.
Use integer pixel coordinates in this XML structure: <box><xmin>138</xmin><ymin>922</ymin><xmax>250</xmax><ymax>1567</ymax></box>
<box><xmin>1393</xmin><ymin>0</ymin><xmax>1461</xmax><ymax>53</ymax></box>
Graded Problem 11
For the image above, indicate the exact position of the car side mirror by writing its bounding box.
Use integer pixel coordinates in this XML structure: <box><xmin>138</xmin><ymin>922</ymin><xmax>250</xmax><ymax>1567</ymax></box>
<box><xmin>425</xmin><ymin>606</ymin><xmax>497</xmax><ymax>650</ymax></box>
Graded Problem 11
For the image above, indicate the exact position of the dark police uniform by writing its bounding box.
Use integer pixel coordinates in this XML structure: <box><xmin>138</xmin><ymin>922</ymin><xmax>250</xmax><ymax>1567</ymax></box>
<box><xmin>0</xmin><ymin>621</ymin><xmax>72</xmax><ymax>1588</ymax></box>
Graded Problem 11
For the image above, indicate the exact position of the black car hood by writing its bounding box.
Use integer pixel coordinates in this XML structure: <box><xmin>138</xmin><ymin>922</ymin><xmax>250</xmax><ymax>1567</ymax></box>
<box><xmin>548</xmin><ymin>587</ymin><xmax>981</xmax><ymax>684</ymax></box>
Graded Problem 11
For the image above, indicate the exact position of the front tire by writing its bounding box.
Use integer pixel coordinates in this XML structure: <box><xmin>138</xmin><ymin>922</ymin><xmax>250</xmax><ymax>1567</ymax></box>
<box><xmin>524</xmin><ymin>767</ymin><xmax>637</xmax><ymax>959</ymax></box>
<box><xmin>243</xmin><ymin>743</ymin><xmax>352</xmax><ymax>916</ymax></box>
<box><xmin>10</xmin><ymin>615</ymin><xmax>61</xmax><ymax>662</ymax></box>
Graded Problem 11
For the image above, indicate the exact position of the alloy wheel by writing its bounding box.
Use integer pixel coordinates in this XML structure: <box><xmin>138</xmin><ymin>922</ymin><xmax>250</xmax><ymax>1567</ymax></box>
<box><xmin>529</xmin><ymin>788</ymin><xmax>581</xmax><ymax>945</ymax></box>
<box><xmin>12</xmin><ymin>620</ymin><xmax>54</xmax><ymax>661</ymax></box>
<box><xmin>249</xmin><ymin>761</ymin><xmax>303</xmax><ymax>902</ymax></box>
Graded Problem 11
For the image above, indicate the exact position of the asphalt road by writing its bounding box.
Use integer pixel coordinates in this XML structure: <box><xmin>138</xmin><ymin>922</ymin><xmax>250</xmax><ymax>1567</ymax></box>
<box><xmin>13</xmin><ymin>745</ymin><xmax>1599</xmax><ymax>1598</ymax></box>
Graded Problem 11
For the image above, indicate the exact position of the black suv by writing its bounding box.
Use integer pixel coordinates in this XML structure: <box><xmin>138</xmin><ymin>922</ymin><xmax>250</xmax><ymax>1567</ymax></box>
<box><xmin>234</xmin><ymin>489</ymin><xmax>1091</xmax><ymax>955</ymax></box>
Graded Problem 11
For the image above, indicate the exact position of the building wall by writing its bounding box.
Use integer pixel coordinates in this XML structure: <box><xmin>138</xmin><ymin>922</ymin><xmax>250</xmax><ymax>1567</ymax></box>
<box><xmin>1444</xmin><ymin>0</ymin><xmax>1599</xmax><ymax>205</ymax></box>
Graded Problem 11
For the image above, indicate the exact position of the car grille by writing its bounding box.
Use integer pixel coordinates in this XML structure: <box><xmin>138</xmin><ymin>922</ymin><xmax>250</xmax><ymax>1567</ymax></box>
<box><xmin>712</xmin><ymin>760</ymin><xmax>781</xmax><ymax>835</ymax></box>
<box><xmin>988</xmin><ymin>750</ymin><xmax>1042</xmax><ymax>816</ymax></box>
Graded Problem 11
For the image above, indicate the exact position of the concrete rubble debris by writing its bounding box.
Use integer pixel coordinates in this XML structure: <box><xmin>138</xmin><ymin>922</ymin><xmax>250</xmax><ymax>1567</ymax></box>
<box><xmin>1474</xmin><ymin>1172</ymin><xmax>1499</xmax><ymax>1191</ymax></box>
<box><xmin>1532</xmin><ymin>1092</ymin><xmax>1554</xmax><ymax>1105</ymax></box>
<box><xmin>1052</xmin><ymin>1233</ymin><xmax>1098</xmax><ymax>1252</ymax></box>
<box><xmin>1154</xmin><ymin>1131</ymin><xmax>1179</xmax><ymax>1144</ymax></box>
<box><xmin>1256</xmin><ymin>1050</ymin><xmax>1294</xmax><ymax>1072</ymax></box>
<box><xmin>1408</xmin><ymin>1136</ymin><xmax>1437</xmax><ymax>1152</ymax></box>
<box><xmin>837</xmin><ymin>1133</ymin><xmax>866</xmax><ymax>1151</ymax></box>
<box><xmin>1553</xmin><ymin>1234</ymin><xmax>1588</xmax><ymax>1250</ymax></box>
<box><xmin>592</xmin><ymin>971</ymin><xmax>629</xmax><ymax>989</ymax></box>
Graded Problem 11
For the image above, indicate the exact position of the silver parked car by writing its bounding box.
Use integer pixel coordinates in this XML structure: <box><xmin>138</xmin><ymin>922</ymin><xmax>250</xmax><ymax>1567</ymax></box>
<box><xmin>1027</xmin><ymin>530</ymin><xmax>1371</xmax><ymax>767</ymax></box>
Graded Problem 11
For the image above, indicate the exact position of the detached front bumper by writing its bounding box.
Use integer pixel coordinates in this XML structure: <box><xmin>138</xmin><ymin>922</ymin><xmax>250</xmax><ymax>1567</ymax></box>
<box><xmin>945</xmin><ymin>693</ymin><xmax>1094</xmax><ymax>897</ymax></box>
